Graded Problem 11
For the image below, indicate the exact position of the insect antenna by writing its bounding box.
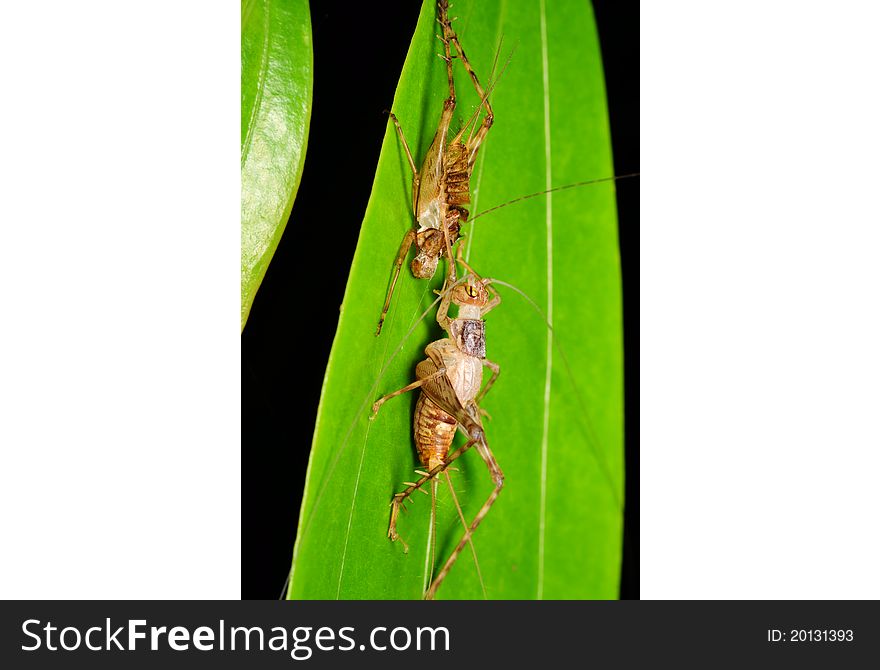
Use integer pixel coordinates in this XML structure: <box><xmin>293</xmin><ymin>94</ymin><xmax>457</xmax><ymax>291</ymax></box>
<box><xmin>486</xmin><ymin>36</ymin><xmax>504</xmax><ymax>96</ymax></box>
<box><xmin>444</xmin><ymin>469</ymin><xmax>487</xmax><ymax>599</ymax></box>
<box><xmin>463</xmin><ymin>35</ymin><xmax>507</xmax><ymax>145</ymax></box>
<box><xmin>468</xmin><ymin>172</ymin><xmax>640</xmax><ymax>224</ymax></box>
<box><xmin>279</xmin><ymin>574</ymin><xmax>290</xmax><ymax>600</ymax></box>
<box><xmin>453</xmin><ymin>42</ymin><xmax>517</xmax><ymax>146</ymax></box>
<box><xmin>423</xmin><ymin>478</ymin><xmax>438</xmax><ymax>595</ymax></box>
<box><xmin>487</xmin><ymin>277</ymin><xmax>624</xmax><ymax>510</ymax></box>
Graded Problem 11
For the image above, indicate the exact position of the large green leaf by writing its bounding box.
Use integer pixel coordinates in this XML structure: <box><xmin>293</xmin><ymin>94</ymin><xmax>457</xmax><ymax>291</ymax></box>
<box><xmin>288</xmin><ymin>0</ymin><xmax>623</xmax><ymax>599</ymax></box>
<box><xmin>241</xmin><ymin>0</ymin><xmax>312</xmax><ymax>330</ymax></box>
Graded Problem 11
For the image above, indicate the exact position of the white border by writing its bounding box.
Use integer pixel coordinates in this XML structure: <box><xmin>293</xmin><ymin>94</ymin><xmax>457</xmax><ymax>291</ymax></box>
<box><xmin>0</xmin><ymin>2</ymin><xmax>240</xmax><ymax>598</ymax></box>
<box><xmin>641</xmin><ymin>1</ymin><xmax>880</xmax><ymax>598</ymax></box>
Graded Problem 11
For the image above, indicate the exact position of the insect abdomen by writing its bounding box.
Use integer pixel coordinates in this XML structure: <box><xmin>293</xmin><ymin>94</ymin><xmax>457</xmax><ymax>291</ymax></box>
<box><xmin>444</xmin><ymin>143</ymin><xmax>471</xmax><ymax>208</ymax></box>
<box><xmin>413</xmin><ymin>393</ymin><xmax>456</xmax><ymax>471</ymax></box>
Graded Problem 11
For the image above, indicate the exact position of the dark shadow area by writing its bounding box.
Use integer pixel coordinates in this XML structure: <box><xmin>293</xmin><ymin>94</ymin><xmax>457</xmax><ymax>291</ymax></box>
<box><xmin>242</xmin><ymin>0</ymin><xmax>423</xmax><ymax>600</ymax></box>
<box><xmin>593</xmin><ymin>0</ymin><xmax>640</xmax><ymax>601</ymax></box>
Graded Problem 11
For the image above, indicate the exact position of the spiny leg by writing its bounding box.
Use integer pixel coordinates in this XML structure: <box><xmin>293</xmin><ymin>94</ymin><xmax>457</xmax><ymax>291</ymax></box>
<box><xmin>376</xmin><ymin>229</ymin><xmax>416</xmax><ymax>336</ymax></box>
<box><xmin>446</xmin><ymin>22</ymin><xmax>494</xmax><ymax>124</ymax></box>
<box><xmin>441</xmin><ymin>11</ymin><xmax>494</xmax><ymax>157</ymax></box>
<box><xmin>437</xmin><ymin>0</ymin><xmax>456</xmax><ymax>101</ymax></box>
<box><xmin>388</xmin><ymin>437</ymin><xmax>478</xmax><ymax>543</ymax></box>
<box><xmin>387</xmin><ymin>499</ymin><xmax>409</xmax><ymax>553</ymax></box>
<box><xmin>426</xmin><ymin>2</ymin><xmax>457</xmax><ymax>164</ymax></box>
<box><xmin>424</xmin><ymin>437</ymin><xmax>504</xmax><ymax>600</ymax></box>
<box><xmin>436</xmin><ymin>1</ymin><xmax>463</xmax><ymax>284</ymax></box>
<box><xmin>409</xmin><ymin>466</ymin><xmax>486</xmax><ymax>598</ymax></box>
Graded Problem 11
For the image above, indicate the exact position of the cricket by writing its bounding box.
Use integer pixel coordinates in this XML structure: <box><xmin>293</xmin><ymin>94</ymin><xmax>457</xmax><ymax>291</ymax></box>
<box><xmin>371</xmin><ymin>1</ymin><xmax>627</xmax><ymax>599</ymax></box>
<box><xmin>286</xmin><ymin>0</ymin><xmax>629</xmax><ymax>601</ymax></box>
<box><xmin>371</xmin><ymin>253</ymin><xmax>504</xmax><ymax>599</ymax></box>
<box><xmin>375</xmin><ymin>0</ymin><xmax>499</xmax><ymax>336</ymax></box>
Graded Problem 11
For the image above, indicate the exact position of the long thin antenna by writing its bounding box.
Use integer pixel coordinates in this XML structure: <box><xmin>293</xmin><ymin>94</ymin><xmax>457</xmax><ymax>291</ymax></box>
<box><xmin>469</xmin><ymin>173</ymin><xmax>640</xmax><ymax>222</ymax></box>
<box><xmin>427</xmin><ymin>478</ymin><xmax>438</xmax><ymax>592</ymax></box>
<box><xmin>465</xmin><ymin>35</ymin><xmax>506</xmax><ymax>144</ymax></box>
<box><xmin>486</xmin><ymin>278</ymin><xmax>623</xmax><ymax>510</ymax></box>
<box><xmin>453</xmin><ymin>44</ymin><xmax>517</xmax><ymax>144</ymax></box>
<box><xmin>445</xmin><ymin>470</ymin><xmax>487</xmax><ymax>599</ymax></box>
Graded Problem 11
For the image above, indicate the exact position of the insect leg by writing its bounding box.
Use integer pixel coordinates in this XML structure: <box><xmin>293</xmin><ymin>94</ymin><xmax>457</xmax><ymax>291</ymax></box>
<box><xmin>436</xmin><ymin>1</ymin><xmax>463</xmax><ymax>283</ymax></box>
<box><xmin>388</xmin><ymin>112</ymin><xmax>419</xmax><ymax>179</ymax></box>
<box><xmin>445</xmin><ymin>19</ymin><xmax>493</xmax><ymax>122</ymax></box>
<box><xmin>377</xmin><ymin>110</ymin><xmax>428</xmax><ymax>336</ymax></box>
<box><xmin>441</xmin><ymin>6</ymin><xmax>494</xmax><ymax>161</ymax></box>
<box><xmin>370</xmin><ymin>366</ymin><xmax>447</xmax><ymax>416</ymax></box>
<box><xmin>435</xmin><ymin>274</ymin><xmax>455</xmax><ymax>333</ymax></box>
<box><xmin>444</xmin><ymin>470</ymin><xmax>487</xmax><ymax>599</ymax></box>
<box><xmin>437</xmin><ymin>0</ymin><xmax>456</xmax><ymax>101</ymax></box>
<box><xmin>376</xmin><ymin>229</ymin><xmax>417</xmax><ymax>336</ymax></box>
<box><xmin>474</xmin><ymin>359</ymin><xmax>500</xmax><ymax>406</ymax></box>
<box><xmin>388</xmin><ymin>436</ymin><xmax>479</xmax><ymax>542</ymax></box>
<box><xmin>424</xmin><ymin>436</ymin><xmax>504</xmax><ymax>600</ymax></box>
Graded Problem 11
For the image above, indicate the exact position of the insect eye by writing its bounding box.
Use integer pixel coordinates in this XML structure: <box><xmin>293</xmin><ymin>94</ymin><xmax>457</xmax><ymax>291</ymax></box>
<box><xmin>467</xmin><ymin>285</ymin><xmax>477</xmax><ymax>298</ymax></box>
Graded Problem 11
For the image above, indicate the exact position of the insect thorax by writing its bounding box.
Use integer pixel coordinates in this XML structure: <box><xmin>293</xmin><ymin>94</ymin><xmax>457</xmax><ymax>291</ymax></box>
<box><xmin>451</xmin><ymin>318</ymin><xmax>486</xmax><ymax>358</ymax></box>
<box><xmin>417</xmin><ymin>199</ymin><xmax>443</xmax><ymax>233</ymax></box>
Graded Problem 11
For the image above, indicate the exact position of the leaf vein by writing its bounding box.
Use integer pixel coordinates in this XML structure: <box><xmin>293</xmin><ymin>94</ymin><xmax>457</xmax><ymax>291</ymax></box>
<box><xmin>537</xmin><ymin>0</ymin><xmax>553</xmax><ymax>601</ymax></box>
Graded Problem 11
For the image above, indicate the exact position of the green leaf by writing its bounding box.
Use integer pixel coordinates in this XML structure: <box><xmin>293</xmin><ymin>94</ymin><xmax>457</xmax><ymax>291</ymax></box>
<box><xmin>241</xmin><ymin>0</ymin><xmax>312</xmax><ymax>330</ymax></box>
<box><xmin>288</xmin><ymin>0</ymin><xmax>623</xmax><ymax>599</ymax></box>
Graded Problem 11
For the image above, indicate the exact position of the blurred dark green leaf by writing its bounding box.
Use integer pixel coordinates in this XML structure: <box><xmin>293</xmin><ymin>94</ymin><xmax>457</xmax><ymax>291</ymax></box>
<box><xmin>241</xmin><ymin>0</ymin><xmax>312</xmax><ymax>329</ymax></box>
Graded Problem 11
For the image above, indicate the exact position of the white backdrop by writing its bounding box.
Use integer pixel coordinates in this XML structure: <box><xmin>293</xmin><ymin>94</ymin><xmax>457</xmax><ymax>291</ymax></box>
<box><xmin>1</xmin><ymin>0</ymin><xmax>878</xmax><ymax>599</ymax></box>
<box><xmin>0</xmin><ymin>1</ymin><xmax>240</xmax><ymax>598</ymax></box>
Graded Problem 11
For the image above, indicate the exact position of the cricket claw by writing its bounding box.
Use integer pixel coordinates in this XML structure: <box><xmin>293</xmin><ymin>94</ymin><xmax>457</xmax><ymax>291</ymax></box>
<box><xmin>388</xmin><ymin>496</ymin><xmax>409</xmax><ymax>552</ymax></box>
<box><xmin>388</xmin><ymin>528</ymin><xmax>409</xmax><ymax>554</ymax></box>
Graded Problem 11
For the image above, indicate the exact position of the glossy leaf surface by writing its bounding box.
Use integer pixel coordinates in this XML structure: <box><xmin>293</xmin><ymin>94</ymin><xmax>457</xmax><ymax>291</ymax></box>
<box><xmin>288</xmin><ymin>0</ymin><xmax>623</xmax><ymax>599</ymax></box>
<box><xmin>241</xmin><ymin>0</ymin><xmax>312</xmax><ymax>329</ymax></box>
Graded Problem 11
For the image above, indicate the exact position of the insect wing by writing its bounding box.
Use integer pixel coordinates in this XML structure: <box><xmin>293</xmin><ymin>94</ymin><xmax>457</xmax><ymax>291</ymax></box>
<box><xmin>417</xmin><ymin>356</ymin><xmax>482</xmax><ymax>438</ymax></box>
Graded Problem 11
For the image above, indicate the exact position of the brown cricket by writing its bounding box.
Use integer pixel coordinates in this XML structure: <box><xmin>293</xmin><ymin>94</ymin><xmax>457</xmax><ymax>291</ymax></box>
<box><xmin>375</xmin><ymin>0</ymin><xmax>496</xmax><ymax>336</ymax></box>
<box><xmin>371</xmin><ymin>256</ymin><xmax>503</xmax><ymax>599</ymax></box>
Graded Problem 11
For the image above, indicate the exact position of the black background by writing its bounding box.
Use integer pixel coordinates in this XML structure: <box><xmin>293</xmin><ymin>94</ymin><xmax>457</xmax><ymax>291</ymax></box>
<box><xmin>242</xmin><ymin>0</ymin><xmax>638</xmax><ymax>600</ymax></box>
